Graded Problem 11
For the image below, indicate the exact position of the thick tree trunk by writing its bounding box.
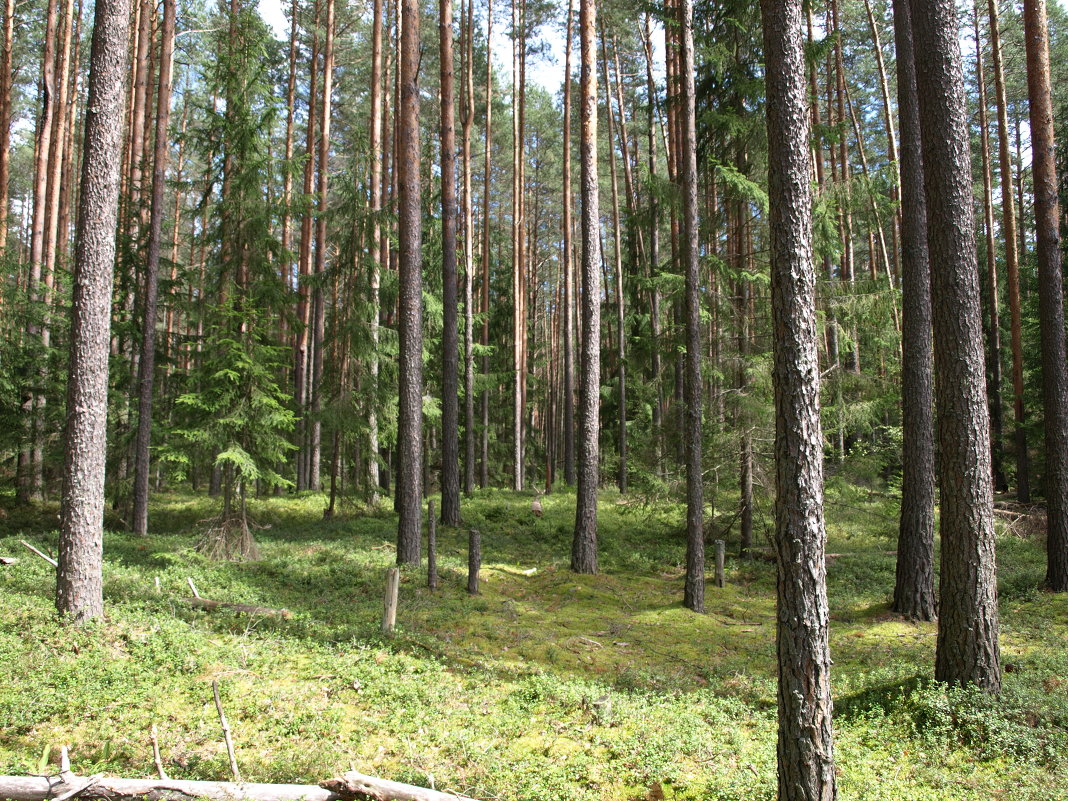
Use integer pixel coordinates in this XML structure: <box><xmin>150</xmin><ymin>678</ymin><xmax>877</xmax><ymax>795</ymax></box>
<box><xmin>910</xmin><ymin>0</ymin><xmax>1001</xmax><ymax>692</ymax></box>
<box><xmin>571</xmin><ymin>0</ymin><xmax>600</xmax><ymax>575</ymax></box>
<box><xmin>759</xmin><ymin>0</ymin><xmax>837</xmax><ymax>796</ymax></box>
<box><xmin>679</xmin><ymin>0</ymin><xmax>703</xmax><ymax>613</ymax></box>
<box><xmin>440</xmin><ymin>0</ymin><xmax>461</xmax><ymax>525</ymax></box>
<box><xmin>57</xmin><ymin>0</ymin><xmax>131</xmax><ymax>623</ymax></box>
<box><xmin>396</xmin><ymin>0</ymin><xmax>423</xmax><ymax>564</ymax></box>
<box><xmin>891</xmin><ymin>0</ymin><xmax>936</xmax><ymax>622</ymax></box>
<box><xmin>132</xmin><ymin>0</ymin><xmax>176</xmax><ymax>537</ymax></box>
<box><xmin>1022</xmin><ymin>0</ymin><xmax>1068</xmax><ymax>592</ymax></box>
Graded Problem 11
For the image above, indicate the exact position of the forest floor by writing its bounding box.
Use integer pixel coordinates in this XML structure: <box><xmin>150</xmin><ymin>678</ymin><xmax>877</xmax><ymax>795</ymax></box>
<box><xmin>1</xmin><ymin>482</ymin><xmax>1067</xmax><ymax>801</ymax></box>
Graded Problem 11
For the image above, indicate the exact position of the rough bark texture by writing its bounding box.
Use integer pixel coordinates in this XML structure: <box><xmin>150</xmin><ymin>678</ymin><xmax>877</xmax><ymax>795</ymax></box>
<box><xmin>57</xmin><ymin>0</ymin><xmax>131</xmax><ymax>623</ymax></box>
<box><xmin>439</xmin><ymin>0</ymin><xmax>461</xmax><ymax>525</ymax></box>
<box><xmin>679</xmin><ymin>0</ymin><xmax>704</xmax><ymax>613</ymax></box>
<box><xmin>571</xmin><ymin>0</ymin><xmax>600</xmax><ymax>575</ymax></box>
<box><xmin>132</xmin><ymin>0</ymin><xmax>176</xmax><ymax>538</ymax></box>
<box><xmin>461</xmin><ymin>0</ymin><xmax>476</xmax><ymax>497</ymax></box>
<box><xmin>891</xmin><ymin>0</ymin><xmax>936</xmax><ymax>622</ymax></box>
<box><xmin>396</xmin><ymin>0</ymin><xmax>423</xmax><ymax>564</ymax></box>
<box><xmin>759</xmin><ymin>0</ymin><xmax>837</xmax><ymax>797</ymax></box>
<box><xmin>0</xmin><ymin>0</ymin><xmax>14</xmax><ymax>253</ymax></box>
<box><xmin>1022</xmin><ymin>0</ymin><xmax>1068</xmax><ymax>592</ymax></box>
<box><xmin>909</xmin><ymin>0</ymin><xmax>1001</xmax><ymax>692</ymax></box>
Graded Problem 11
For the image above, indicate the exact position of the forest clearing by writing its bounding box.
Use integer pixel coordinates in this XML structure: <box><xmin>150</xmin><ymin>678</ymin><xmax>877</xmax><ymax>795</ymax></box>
<box><xmin>2</xmin><ymin>488</ymin><xmax>1067</xmax><ymax>800</ymax></box>
<box><xmin>4</xmin><ymin>0</ymin><xmax>1068</xmax><ymax>797</ymax></box>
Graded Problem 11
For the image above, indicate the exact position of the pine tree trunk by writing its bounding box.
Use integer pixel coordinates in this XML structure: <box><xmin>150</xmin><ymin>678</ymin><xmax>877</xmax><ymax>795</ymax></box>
<box><xmin>891</xmin><ymin>0</ymin><xmax>936</xmax><ymax>622</ymax></box>
<box><xmin>760</xmin><ymin>1</ymin><xmax>837</xmax><ymax>795</ymax></box>
<box><xmin>310</xmin><ymin>0</ymin><xmax>336</xmax><ymax>494</ymax></box>
<box><xmin>479</xmin><ymin>0</ymin><xmax>494</xmax><ymax>489</ymax></box>
<box><xmin>909</xmin><ymin>0</ymin><xmax>1001</xmax><ymax>693</ymax></box>
<box><xmin>132</xmin><ymin>0</ymin><xmax>176</xmax><ymax>537</ymax></box>
<box><xmin>439</xmin><ymin>0</ymin><xmax>461</xmax><ymax>524</ymax></box>
<box><xmin>0</xmin><ymin>0</ymin><xmax>15</xmax><ymax>253</ymax></box>
<box><xmin>987</xmin><ymin>0</ymin><xmax>1029</xmax><ymax>502</ymax></box>
<box><xmin>57</xmin><ymin>0</ymin><xmax>131</xmax><ymax>624</ymax></box>
<box><xmin>396</xmin><ymin>0</ymin><xmax>424</xmax><ymax>564</ymax></box>
<box><xmin>367</xmin><ymin>0</ymin><xmax>384</xmax><ymax>501</ymax></box>
<box><xmin>570</xmin><ymin>0</ymin><xmax>600</xmax><ymax>575</ymax></box>
<box><xmin>561</xmin><ymin>0</ymin><xmax>575</xmax><ymax>487</ymax></box>
<box><xmin>679</xmin><ymin>0</ymin><xmax>703</xmax><ymax>613</ymax></box>
<box><xmin>1022</xmin><ymin>0</ymin><xmax>1068</xmax><ymax>592</ymax></box>
<box><xmin>461</xmin><ymin>0</ymin><xmax>476</xmax><ymax>498</ymax></box>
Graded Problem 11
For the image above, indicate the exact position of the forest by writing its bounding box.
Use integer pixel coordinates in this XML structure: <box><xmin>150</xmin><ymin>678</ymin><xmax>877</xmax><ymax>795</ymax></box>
<box><xmin>2</xmin><ymin>0</ymin><xmax>1068</xmax><ymax>798</ymax></box>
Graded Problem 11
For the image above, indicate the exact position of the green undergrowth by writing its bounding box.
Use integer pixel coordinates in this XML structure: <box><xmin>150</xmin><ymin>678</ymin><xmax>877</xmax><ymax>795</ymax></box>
<box><xmin>1</xmin><ymin>484</ymin><xmax>1066</xmax><ymax>800</ymax></box>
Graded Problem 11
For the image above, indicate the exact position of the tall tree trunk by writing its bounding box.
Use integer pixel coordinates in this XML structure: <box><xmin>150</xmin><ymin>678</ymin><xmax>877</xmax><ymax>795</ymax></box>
<box><xmin>57</xmin><ymin>0</ymin><xmax>131</xmax><ymax>623</ymax></box>
<box><xmin>1022</xmin><ymin>0</ymin><xmax>1068</xmax><ymax>592</ymax></box>
<box><xmin>479</xmin><ymin>0</ymin><xmax>494</xmax><ymax>489</ymax></box>
<box><xmin>18</xmin><ymin>0</ymin><xmax>59</xmax><ymax>504</ymax></box>
<box><xmin>910</xmin><ymin>0</ymin><xmax>1001</xmax><ymax>693</ymax></box>
<box><xmin>561</xmin><ymin>0</ymin><xmax>575</xmax><ymax>486</ymax></box>
<box><xmin>760</xmin><ymin>0</ymin><xmax>837</xmax><ymax>794</ymax></box>
<box><xmin>987</xmin><ymin>0</ymin><xmax>1029</xmax><ymax>501</ymax></box>
<box><xmin>310</xmin><ymin>0</ymin><xmax>336</xmax><ymax>493</ymax></box>
<box><xmin>367</xmin><ymin>0</ymin><xmax>385</xmax><ymax>500</ymax></box>
<box><xmin>131</xmin><ymin>0</ymin><xmax>176</xmax><ymax>537</ymax></box>
<box><xmin>461</xmin><ymin>0</ymin><xmax>476</xmax><ymax>497</ymax></box>
<box><xmin>0</xmin><ymin>0</ymin><xmax>15</xmax><ymax>253</ymax></box>
<box><xmin>891</xmin><ymin>0</ymin><xmax>936</xmax><ymax>622</ymax></box>
<box><xmin>440</xmin><ymin>0</ymin><xmax>461</xmax><ymax>524</ymax></box>
<box><xmin>396</xmin><ymin>0</ymin><xmax>423</xmax><ymax>563</ymax></box>
<box><xmin>679</xmin><ymin>0</ymin><xmax>703</xmax><ymax>613</ymax></box>
<box><xmin>570</xmin><ymin>0</ymin><xmax>600</xmax><ymax>575</ymax></box>
<box><xmin>600</xmin><ymin>31</ymin><xmax>626</xmax><ymax>495</ymax></box>
<box><xmin>510</xmin><ymin>0</ymin><xmax>527</xmax><ymax>492</ymax></box>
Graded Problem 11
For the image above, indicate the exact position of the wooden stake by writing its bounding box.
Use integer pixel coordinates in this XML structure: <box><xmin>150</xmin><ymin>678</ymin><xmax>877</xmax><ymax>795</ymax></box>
<box><xmin>186</xmin><ymin>577</ymin><xmax>201</xmax><ymax>598</ymax></box>
<box><xmin>211</xmin><ymin>680</ymin><xmax>240</xmax><ymax>782</ymax></box>
<box><xmin>467</xmin><ymin>530</ymin><xmax>481</xmax><ymax>595</ymax></box>
<box><xmin>427</xmin><ymin>500</ymin><xmax>438</xmax><ymax>590</ymax></box>
<box><xmin>381</xmin><ymin>567</ymin><xmax>400</xmax><ymax>635</ymax></box>
<box><xmin>714</xmin><ymin>539</ymin><xmax>725</xmax><ymax>588</ymax></box>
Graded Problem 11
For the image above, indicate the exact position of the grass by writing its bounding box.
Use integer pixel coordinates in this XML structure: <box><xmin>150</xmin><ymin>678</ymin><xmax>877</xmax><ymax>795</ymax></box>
<box><xmin>1</xmin><ymin>482</ymin><xmax>1067</xmax><ymax>800</ymax></box>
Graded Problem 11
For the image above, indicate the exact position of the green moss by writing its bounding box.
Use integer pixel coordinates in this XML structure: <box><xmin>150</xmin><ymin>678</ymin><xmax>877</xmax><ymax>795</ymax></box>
<box><xmin>1</xmin><ymin>486</ymin><xmax>1066</xmax><ymax>799</ymax></box>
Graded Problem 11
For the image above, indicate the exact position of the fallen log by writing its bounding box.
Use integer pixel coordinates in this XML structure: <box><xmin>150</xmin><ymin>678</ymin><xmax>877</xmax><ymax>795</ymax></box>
<box><xmin>183</xmin><ymin>598</ymin><xmax>292</xmax><ymax>619</ymax></box>
<box><xmin>321</xmin><ymin>771</ymin><xmax>477</xmax><ymax>801</ymax></box>
<box><xmin>0</xmin><ymin>770</ymin><xmax>476</xmax><ymax>801</ymax></box>
<box><xmin>0</xmin><ymin>775</ymin><xmax>338</xmax><ymax>801</ymax></box>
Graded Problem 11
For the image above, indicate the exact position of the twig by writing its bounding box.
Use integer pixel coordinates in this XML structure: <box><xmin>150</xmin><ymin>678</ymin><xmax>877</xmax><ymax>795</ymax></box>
<box><xmin>187</xmin><ymin>578</ymin><xmax>201</xmax><ymax>599</ymax></box>
<box><xmin>19</xmin><ymin>541</ymin><xmax>57</xmax><ymax>567</ymax></box>
<box><xmin>212</xmin><ymin>681</ymin><xmax>241</xmax><ymax>782</ymax></box>
<box><xmin>150</xmin><ymin>725</ymin><xmax>168</xmax><ymax>780</ymax></box>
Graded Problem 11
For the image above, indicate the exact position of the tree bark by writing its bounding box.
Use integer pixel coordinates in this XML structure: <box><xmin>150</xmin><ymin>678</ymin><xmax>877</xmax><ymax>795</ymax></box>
<box><xmin>132</xmin><ymin>0</ymin><xmax>176</xmax><ymax>537</ymax></box>
<box><xmin>759</xmin><ymin>0</ymin><xmax>837</xmax><ymax>796</ymax></box>
<box><xmin>396</xmin><ymin>0</ymin><xmax>424</xmax><ymax>564</ymax></box>
<box><xmin>891</xmin><ymin>0</ymin><xmax>936</xmax><ymax>622</ymax></box>
<box><xmin>909</xmin><ymin>0</ymin><xmax>1001</xmax><ymax>692</ymax></box>
<box><xmin>679</xmin><ymin>0</ymin><xmax>703</xmax><ymax>613</ymax></box>
<box><xmin>1022</xmin><ymin>0</ymin><xmax>1068</xmax><ymax>592</ymax></box>
<box><xmin>973</xmin><ymin>4</ymin><xmax>1009</xmax><ymax>494</ymax></box>
<box><xmin>57</xmin><ymin>0</ymin><xmax>131</xmax><ymax>623</ymax></box>
<box><xmin>440</xmin><ymin>0</ymin><xmax>461</xmax><ymax>525</ymax></box>
<box><xmin>0</xmin><ymin>0</ymin><xmax>15</xmax><ymax>253</ymax></box>
<box><xmin>987</xmin><ymin>0</ymin><xmax>1029</xmax><ymax>501</ymax></box>
<box><xmin>479</xmin><ymin>0</ymin><xmax>494</xmax><ymax>490</ymax></box>
<box><xmin>570</xmin><ymin>0</ymin><xmax>600</xmax><ymax>575</ymax></box>
<box><xmin>561</xmin><ymin>0</ymin><xmax>575</xmax><ymax>487</ymax></box>
<box><xmin>461</xmin><ymin>0</ymin><xmax>476</xmax><ymax>497</ymax></box>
